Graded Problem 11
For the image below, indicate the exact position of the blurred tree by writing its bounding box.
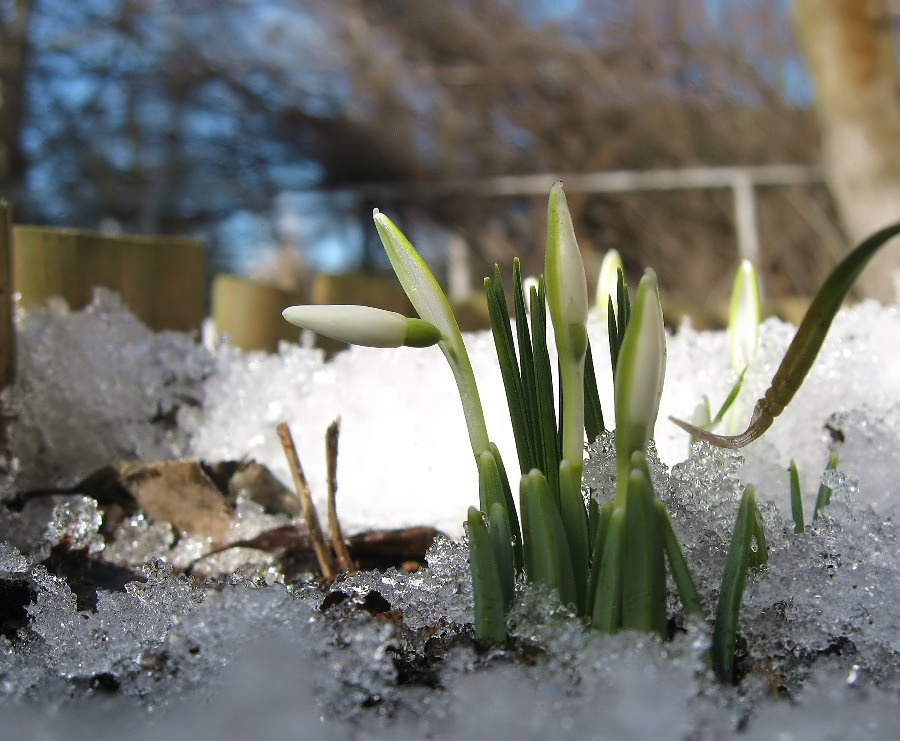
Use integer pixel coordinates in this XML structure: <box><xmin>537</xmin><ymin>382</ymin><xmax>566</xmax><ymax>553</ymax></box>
<box><xmin>793</xmin><ymin>0</ymin><xmax>900</xmax><ymax>302</ymax></box>
<box><xmin>321</xmin><ymin>0</ymin><xmax>832</xmax><ymax>305</ymax></box>
<box><xmin>10</xmin><ymin>0</ymin><xmax>844</xmax><ymax>309</ymax></box>
<box><xmin>0</xmin><ymin>0</ymin><xmax>31</xmax><ymax>201</ymax></box>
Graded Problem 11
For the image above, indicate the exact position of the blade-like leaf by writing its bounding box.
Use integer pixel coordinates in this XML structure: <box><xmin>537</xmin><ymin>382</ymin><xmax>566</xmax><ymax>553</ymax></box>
<box><xmin>813</xmin><ymin>453</ymin><xmax>840</xmax><ymax>521</ymax></box>
<box><xmin>671</xmin><ymin>221</ymin><xmax>900</xmax><ymax>448</ymax></box>
<box><xmin>789</xmin><ymin>460</ymin><xmax>804</xmax><ymax>534</ymax></box>
<box><xmin>467</xmin><ymin>507</ymin><xmax>507</xmax><ymax>641</ymax></box>
<box><xmin>711</xmin><ymin>485</ymin><xmax>759</xmax><ymax>682</ymax></box>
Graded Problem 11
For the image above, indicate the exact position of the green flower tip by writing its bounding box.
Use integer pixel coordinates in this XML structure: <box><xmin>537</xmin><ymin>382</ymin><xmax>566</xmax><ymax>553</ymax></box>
<box><xmin>614</xmin><ymin>268</ymin><xmax>666</xmax><ymax>439</ymax></box>
<box><xmin>546</xmin><ymin>182</ymin><xmax>589</xmax><ymax>332</ymax></box>
<box><xmin>728</xmin><ymin>259</ymin><xmax>760</xmax><ymax>371</ymax></box>
<box><xmin>282</xmin><ymin>304</ymin><xmax>441</xmax><ymax>348</ymax></box>
<box><xmin>596</xmin><ymin>248</ymin><xmax>623</xmax><ymax>315</ymax></box>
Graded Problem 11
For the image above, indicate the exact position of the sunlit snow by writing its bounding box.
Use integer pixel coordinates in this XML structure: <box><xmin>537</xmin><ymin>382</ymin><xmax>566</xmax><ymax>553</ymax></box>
<box><xmin>1</xmin><ymin>289</ymin><xmax>899</xmax><ymax>739</ymax></box>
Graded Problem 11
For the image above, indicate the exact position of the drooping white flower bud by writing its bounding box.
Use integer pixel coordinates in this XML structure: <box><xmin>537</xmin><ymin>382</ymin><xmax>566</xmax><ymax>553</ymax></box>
<box><xmin>282</xmin><ymin>305</ymin><xmax>441</xmax><ymax>348</ymax></box>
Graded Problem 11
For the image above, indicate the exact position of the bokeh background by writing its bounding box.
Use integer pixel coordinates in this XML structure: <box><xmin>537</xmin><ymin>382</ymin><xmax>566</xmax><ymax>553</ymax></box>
<box><xmin>2</xmin><ymin>0</ymin><xmax>900</xmax><ymax>339</ymax></box>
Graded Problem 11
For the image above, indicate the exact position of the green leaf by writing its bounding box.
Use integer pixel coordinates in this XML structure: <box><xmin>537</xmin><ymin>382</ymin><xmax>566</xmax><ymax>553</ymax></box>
<box><xmin>621</xmin><ymin>456</ymin><xmax>667</xmax><ymax>636</ymax></box>
<box><xmin>514</xmin><ymin>260</ymin><xmax>541</xmax><ymax>469</ymax></box>
<box><xmin>559</xmin><ymin>459</ymin><xmax>589</xmax><ymax>611</ymax></box>
<box><xmin>671</xmin><ymin>220</ymin><xmax>900</xmax><ymax>449</ymax></box>
<box><xmin>488</xmin><ymin>501</ymin><xmax>516</xmax><ymax>609</ymax></box>
<box><xmin>520</xmin><ymin>469</ymin><xmax>576</xmax><ymax>607</ymax></box>
<box><xmin>656</xmin><ymin>500</ymin><xmax>703</xmax><ymax>617</ymax></box>
<box><xmin>712</xmin><ymin>485</ymin><xmax>760</xmax><ymax>682</ymax></box>
<box><xmin>487</xmin><ymin>443</ymin><xmax>523</xmax><ymax>572</ymax></box>
<box><xmin>530</xmin><ymin>278</ymin><xmax>561</xmax><ymax>502</ymax></box>
<box><xmin>485</xmin><ymin>268</ymin><xmax>532</xmax><ymax>472</ymax></box>
<box><xmin>589</xmin><ymin>504</ymin><xmax>625</xmax><ymax>633</ymax></box>
<box><xmin>467</xmin><ymin>507</ymin><xmax>508</xmax><ymax>642</ymax></box>
<box><xmin>813</xmin><ymin>453</ymin><xmax>839</xmax><ymax>521</ymax></box>
<box><xmin>789</xmin><ymin>460</ymin><xmax>804</xmax><ymax>534</ymax></box>
<box><xmin>583</xmin><ymin>338</ymin><xmax>605</xmax><ymax>443</ymax></box>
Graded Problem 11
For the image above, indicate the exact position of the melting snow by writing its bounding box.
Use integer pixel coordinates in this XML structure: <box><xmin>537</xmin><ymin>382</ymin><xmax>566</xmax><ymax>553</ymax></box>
<box><xmin>1</xmin><ymin>289</ymin><xmax>899</xmax><ymax>739</ymax></box>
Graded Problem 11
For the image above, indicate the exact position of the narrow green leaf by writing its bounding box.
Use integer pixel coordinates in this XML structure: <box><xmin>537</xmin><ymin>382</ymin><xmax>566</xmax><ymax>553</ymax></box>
<box><xmin>670</xmin><ymin>220</ymin><xmax>900</xmax><ymax>449</ymax></box>
<box><xmin>789</xmin><ymin>460</ymin><xmax>804</xmax><ymax>534</ymax></box>
<box><xmin>622</xmin><ymin>456</ymin><xmax>667</xmax><ymax>636</ymax></box>
<box><xmin>488</xmin><ymin>443</ymin><xmax>524</xmax><ymax>572</ymax></box>
<box><xmin>584</xmin><ymin>338</ymin><xmax>605</xmax><ymax>443</ymax></box>
<box><xmin>485</xmin><ymin>270</ymin><xmax>532</xmax><ymax>472</ymax></box>
<box><xmin>748</xmin><ymin>496</ymin><xmax>768</xmax><ymax>568</ymax></box>
<box><xmin>586</xmin><ymin>499</ymin><xmax>613</xmax><ymax>614</ymax></box>
<box><xmin>488</xmin><ymin>501</ymin><xmax>516</xmax><ymax>609</ymax></box>
<box><xmin>607</xmin><ymin>294</ymin><xmax>619</xmax><ymax>379</ymax></box>
<box><xmin>520</xmin><ymin>469</ymin><xmax>576</xmax><ymax>607</ymax></box>
<box><xmin>530</xmin><ymin>278</ymin><xmax>561</xmax><ymax>502</ymax></box>
<box><xmin>589</xmin><ymin>505</ymin><xmax>625</xmax><ymax>633</ymax></box>
<box><xmin>711</xmin><ymin>485</ymin><xmax>757</xmax><ymax>682</ymax></box>
<box><xmin>707</xmin><ymin>369</ymin><xmax>746</xmax><ymax>429</ymax></box>
<box><xmin>467</xmin><ymin>507</ymin><xmax>507</xmax><ymax>642</ymax></box>
<box><xmin>559</xmin><ymin>459</ymin><xmax>589</xmax><ymax>612</ymax></box>
<box><xmin>813</xmin><ymin>453</ymin><xmax>839</xmax><ymax>520</ymax></box>
<box><xmin>514</xmin><ymin>261</ymin><xmax>541</xmax><ymax>468</ymax></box>
<box><xmin>656</xmin><ymin>500</ymin><xmax>703</xmax><ymax>617</ymax></box>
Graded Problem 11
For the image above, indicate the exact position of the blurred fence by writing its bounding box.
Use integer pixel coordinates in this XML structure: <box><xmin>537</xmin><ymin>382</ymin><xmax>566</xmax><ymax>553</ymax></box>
<box><xmin>0</xmin><ymin>165</ymin><xmax>825</xmax><ymax>362</ymax></box>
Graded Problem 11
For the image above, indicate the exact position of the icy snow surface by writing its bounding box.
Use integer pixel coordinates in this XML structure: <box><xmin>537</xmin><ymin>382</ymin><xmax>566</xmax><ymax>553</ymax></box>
<box><xmin>1</xmin><ymin>290</ymin><xmax>900</xmax><ymax>739</ymax></box>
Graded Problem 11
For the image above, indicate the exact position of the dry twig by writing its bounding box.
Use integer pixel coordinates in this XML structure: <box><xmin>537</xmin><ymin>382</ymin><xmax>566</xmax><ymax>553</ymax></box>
<box><xmin>276</xmin><ymin>422</ymin><xmax>337</xmax><ymax>581</ymax></box>
<box><xmin>326</xmin><ymin>417</ymin><xmax>354</xmax><ymax>572</ymax></box>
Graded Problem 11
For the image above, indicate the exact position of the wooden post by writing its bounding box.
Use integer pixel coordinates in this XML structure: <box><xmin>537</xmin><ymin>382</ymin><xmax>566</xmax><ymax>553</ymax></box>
<box><xmin>12</xmin><ymin>227</ymin><xmax>206</xmax><ymax>332</ymax></box>
<box><xmin>0</xmin><ymin>203</ymin><xmax>15</xmax><ymax>464</ymax></box>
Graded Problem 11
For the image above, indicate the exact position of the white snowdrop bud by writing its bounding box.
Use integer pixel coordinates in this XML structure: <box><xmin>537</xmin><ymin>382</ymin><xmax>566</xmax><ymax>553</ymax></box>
<box><xmin>614</xmin><ymin>269</ymin><xmax>666</xmax><ymax>459</ymax></box>
<box><xmin>728</xmin><ymin>259</ymin><xmax>760</xmax><ymax>371</ymax></box>
<box><xmin>282</xmin><ymin>305</ymin><xmax>441</xmax><ymax>348</ymax></box>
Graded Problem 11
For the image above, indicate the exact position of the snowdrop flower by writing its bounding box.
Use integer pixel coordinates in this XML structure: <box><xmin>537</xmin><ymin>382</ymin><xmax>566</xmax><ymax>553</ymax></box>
<box><xmin>728</xmin><ymin>259</ymin><xmax>760</xmax><ymax>371</ymax></box>
<box><xmin>596</xmin><ymin>248</ymin><xmax>623</xmax><ymax>317</ymax></box>
<box><xmin>614</xmin><ymin>269</ymin><xmax>666</xmax><ymax>500</ymax></box>
<box><xmin>282</xmin><ymin>304</ymin><xmax>441</xmax><ymax>348</ymax></box>
<box><xmin>545</xmin><ymin>182</ymin><xmax>589</xmax><ymax>471</ymax></box>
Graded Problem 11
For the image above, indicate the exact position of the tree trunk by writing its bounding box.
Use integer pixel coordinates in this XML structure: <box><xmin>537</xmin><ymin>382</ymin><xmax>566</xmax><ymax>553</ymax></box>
<box><xmin>793</xmin><ymin>0</ymin><xmax>900</xmax><ymax>302</ymax></box>
<box><xmin>0</xmin><ymin>0</ymin><xmax>32</xmax><ymax>200</ymax></box>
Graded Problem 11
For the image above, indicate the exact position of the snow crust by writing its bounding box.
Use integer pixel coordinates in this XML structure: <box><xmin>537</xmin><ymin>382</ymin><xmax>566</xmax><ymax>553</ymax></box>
<box><xmin>1</xmin><ymin>289</ymin><xmax>900</xmax><ymax>739</ymax></box>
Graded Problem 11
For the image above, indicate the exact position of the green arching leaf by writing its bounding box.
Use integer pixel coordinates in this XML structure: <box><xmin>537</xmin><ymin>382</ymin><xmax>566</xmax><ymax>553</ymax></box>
<box><xmin>656</xmin><ymin>500</ymin><xmax>703</xmax><ymax>617</ymax></box>
<box><xmin>373</xmin><ymin>210</ymin><xmax>490</xmax><ymax>456</ymax></box>
<box><xmin>711</xmin><ymin>485</ymin><xmax>758</xmax><ymax>682</ymax></box>
<box><xmin>467</xmin><ymin>507</ymin><xmax>508</xmax><ymax>642</ymax></box>
<box><xmin>789</xmin><ymin>460</ymin><xmax>805</xmax><ymax>534</ymax></box>
<box><xmin>671</xmin><ymin>220</ymin><xmax>900</xmax><ymax>449</ymax></box>
<box><xmin>813</xmin><ymin>453</ymin><xmax>840</xmax><ymax>521</ymax></box>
